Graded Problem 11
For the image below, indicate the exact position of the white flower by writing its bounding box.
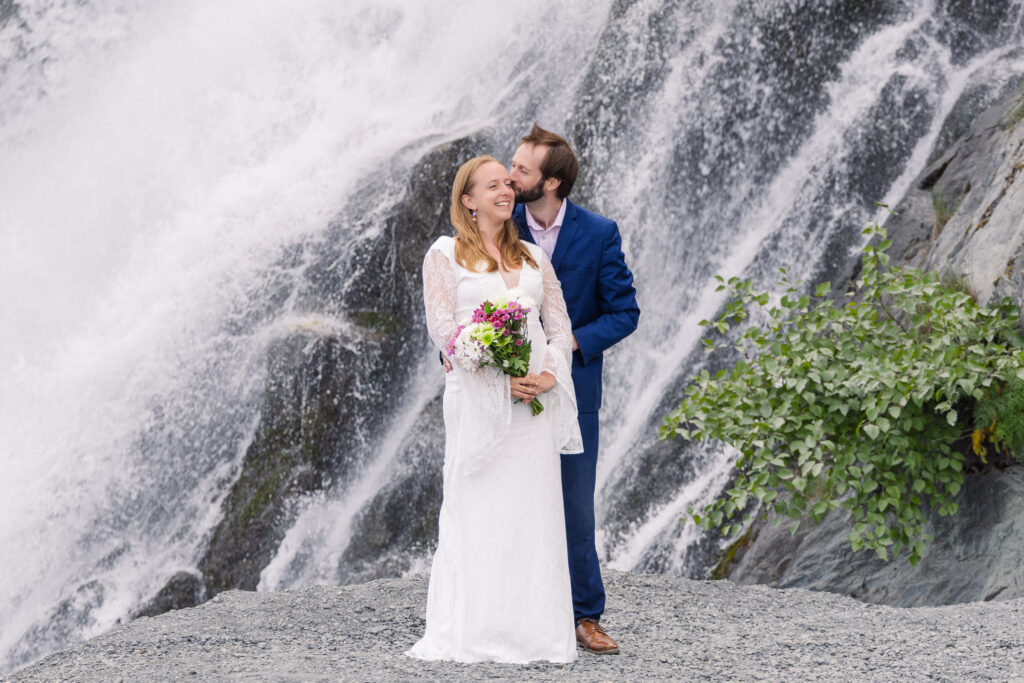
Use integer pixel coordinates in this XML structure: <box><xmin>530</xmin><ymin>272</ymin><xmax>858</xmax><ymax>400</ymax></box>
<box><xmin>451</xmin><ymin>325</ymin><xmax>488</xmax><ymax>371</ymax></box>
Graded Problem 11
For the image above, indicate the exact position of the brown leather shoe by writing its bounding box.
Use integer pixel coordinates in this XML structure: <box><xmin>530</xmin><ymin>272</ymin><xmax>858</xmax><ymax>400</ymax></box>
<box><xmin>576</xmin><ymin>618</ymin><xmax>620</xmax><ymax>654</ymax></box>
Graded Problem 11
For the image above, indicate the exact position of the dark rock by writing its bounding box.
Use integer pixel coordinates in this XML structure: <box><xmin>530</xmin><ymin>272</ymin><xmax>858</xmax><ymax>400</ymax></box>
<box><xmin>133</xmin><ymin>572</ymin><xmax>205</xmax><ymax>618</ymax></box>
<box><xmin>727</xmin><ymin>467</ymin><xmax>1024</xmax><ymax>606</ymax></box>
<box><xmin>197</xmin><ymin>330</ymin><xmax>370</xmax><ymax>594</ymax></box>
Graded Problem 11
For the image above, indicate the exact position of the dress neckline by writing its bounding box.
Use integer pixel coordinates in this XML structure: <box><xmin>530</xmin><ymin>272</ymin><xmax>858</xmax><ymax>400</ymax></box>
<box><xmin>497</xmin><ymin>267</ymin><xmax>522</xmax><ymax>291</ymax></box>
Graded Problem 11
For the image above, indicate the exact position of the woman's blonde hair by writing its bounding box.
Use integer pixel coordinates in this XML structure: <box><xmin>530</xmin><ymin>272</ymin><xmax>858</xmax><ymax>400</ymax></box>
<box><xmin>450</xmin><ymin>155</ymin><xmax>538</xmax><ymax>273</ymax></box>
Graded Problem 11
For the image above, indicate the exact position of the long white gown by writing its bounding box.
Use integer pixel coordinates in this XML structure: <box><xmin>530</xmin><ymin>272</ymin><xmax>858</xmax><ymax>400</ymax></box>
<box><xmin>407</xmin><ymin>235</ymin><xmax>583</xmax><ymax>664</ymax></box>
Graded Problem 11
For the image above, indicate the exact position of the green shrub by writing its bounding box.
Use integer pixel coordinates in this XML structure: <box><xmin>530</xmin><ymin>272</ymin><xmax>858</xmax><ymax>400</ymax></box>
<box><xmin>661</xmin><ymin>220</ymin><xmax>1024</xmax><ymax>565</ymax></box>
<box><xmin>973</xmin><ymin>377</ymin><xmax>1024</xmax><ymax>462</ymax></box>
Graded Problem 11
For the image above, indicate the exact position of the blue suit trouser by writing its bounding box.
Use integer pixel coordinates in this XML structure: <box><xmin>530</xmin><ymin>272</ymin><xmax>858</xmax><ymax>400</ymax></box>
<box><xmin>561</xmin><ymin>410</ymin><xmax>604</xmax><ymax>623</ymax></box>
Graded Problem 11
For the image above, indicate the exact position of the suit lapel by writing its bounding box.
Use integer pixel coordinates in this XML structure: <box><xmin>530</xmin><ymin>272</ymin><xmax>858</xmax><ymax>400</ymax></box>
<box><xmin>550</xmin><ymin>200</ymin><xmax>578</xmax><ymax>271</ymax></box>
<box><xmin>513</xmin><ymin>205</ymin><xmax>535</xmax><ymax>244</ymax></box>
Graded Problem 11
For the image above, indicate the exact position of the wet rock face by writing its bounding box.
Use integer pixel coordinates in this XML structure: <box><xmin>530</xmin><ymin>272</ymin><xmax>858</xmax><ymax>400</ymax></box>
<box><xmin>727</xmin><ymin>466</ymin><xmax>1024</xmax><ymax>606</ymax></box>
<box><xmin>726</xmin><ymin>87</ymin><xmax>1024</xmax><ymax>606</ymax></box>
<box><xmin>133</xmin><ymin>571</ymin><xmax>205</xmax><ymax>618</ymax></box>
<box><xmin>336</xmin><ymin>395</ymin><xmax>445</xmax><ymax>584</ymax></box>
<box><xmin>2</xmin><ymin>581</ymin><xmax>106</xmax><ymax>673</ymax></box>
<box><xmin>182</xmin><ymin>133</ymin><xmax>490</xmax><ymax>602</ymax></box>
<box><xmin>887</xmin><ymin>85</ymin><xmax>1024</xmax><ymax>305</ymax></box>
<box><xmin>0</xmin><ymin>0</ymin><xmax>16</xmax><ymax>27</ymax></box>
<box><xmin>197</xmin><ymin>330</ymin><xmax>371</xmax><ymax>595</ymax></box>
<box><xmin>938</xmin><ymin>0</ymin><xmax>1024</xmax><ymax>63</ymax></box>
<box><xmin>575</xmin><ymin>0</ymin><xmax>905</xmax><ymax>212</ymax></box>
<box><xmin>569</xmin><ymin>0</ymin><xmax>1024</xmax><ymax>576</ymax></box>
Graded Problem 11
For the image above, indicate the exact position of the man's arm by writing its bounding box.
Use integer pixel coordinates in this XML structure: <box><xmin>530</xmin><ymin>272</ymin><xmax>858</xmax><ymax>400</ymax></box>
<box><xmin>572</xmin><ymin>222</ymin><xmax>640</xmax><ymax>365</ymax></box>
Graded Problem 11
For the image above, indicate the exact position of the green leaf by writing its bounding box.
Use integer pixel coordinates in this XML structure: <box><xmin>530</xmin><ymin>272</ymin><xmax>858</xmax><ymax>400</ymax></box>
<box><xmin>666</xmin><ymin>231</ymin><xmax>1024</xmax><ymax>565</ymax></box>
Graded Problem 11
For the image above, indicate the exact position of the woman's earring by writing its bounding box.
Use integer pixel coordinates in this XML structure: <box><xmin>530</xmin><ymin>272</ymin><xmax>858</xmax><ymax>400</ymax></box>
<box><xmin>471</xmin><ymin>210</ymin><xmax>477</xmax><ymax>222</ymax></box>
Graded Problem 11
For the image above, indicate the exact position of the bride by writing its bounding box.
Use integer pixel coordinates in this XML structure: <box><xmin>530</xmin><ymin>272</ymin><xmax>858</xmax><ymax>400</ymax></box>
<box><xmin>407</xmin><ymin>155</ymin><xmax>583</xmax><ymax>664</ymax></box>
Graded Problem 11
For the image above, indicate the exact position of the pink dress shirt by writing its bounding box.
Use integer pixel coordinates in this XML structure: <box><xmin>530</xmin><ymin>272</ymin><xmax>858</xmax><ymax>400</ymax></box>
<box><xmin>524</xmin><ymin>199</ymin><xmax>567</xmax><ymax>261</ymax></box>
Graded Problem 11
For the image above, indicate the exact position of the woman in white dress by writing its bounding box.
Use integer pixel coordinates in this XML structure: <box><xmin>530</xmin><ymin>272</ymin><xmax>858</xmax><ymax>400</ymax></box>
<box><xmin>407</xmin><ymin>155</ymin><xmax>583</xmax><ymax>664</ymax></box>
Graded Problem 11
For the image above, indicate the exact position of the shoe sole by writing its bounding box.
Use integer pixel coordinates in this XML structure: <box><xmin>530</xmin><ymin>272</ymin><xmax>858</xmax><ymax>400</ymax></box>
<box><xmin>578</xmin><ymin>643</ymin><xmax>620</xmax><ymax>655</ymax></box>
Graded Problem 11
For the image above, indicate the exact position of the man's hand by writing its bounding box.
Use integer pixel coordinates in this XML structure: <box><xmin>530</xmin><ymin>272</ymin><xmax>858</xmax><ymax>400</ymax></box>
<box><xmin>572</xmin><ymin>334</ymin><xmax>579</xmax><ymax>351</ymax></box>
<box><xmin>510</xmin><ymin>372</ymin><xmax>556</xmax><ymax>401</ymax></box>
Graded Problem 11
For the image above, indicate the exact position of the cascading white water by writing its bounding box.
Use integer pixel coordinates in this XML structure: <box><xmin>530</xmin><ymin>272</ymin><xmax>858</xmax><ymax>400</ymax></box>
<box><xmin>591</xmin><ymin>0</ymin><xmax>1024</xmax><ymax>571</ymax></box>
<box><xmin>4</xmin><ymin>0</ymin><xmax>1024</xmax><ymax>675</ymax></box>
<box><xmin>0</xmin><ymin>0</ymin><xmax>610</xmax><ymax>672</ymax></box>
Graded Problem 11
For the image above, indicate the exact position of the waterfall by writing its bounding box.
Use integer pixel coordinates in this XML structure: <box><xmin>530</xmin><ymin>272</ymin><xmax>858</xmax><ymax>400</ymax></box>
<box><xmin>588</xmin><ymin>0</ymin><xmax>1024</xmax><ymax>573</ymax></box>
<box><xmin>2</xmin><ymin>0</ymin><xmax>1024</xmax><ymax>674</ymax></box>
<box><xmin>0</xmin><ymin>0</ymin><xmax>609</xmax><ymax>672</ymax></box>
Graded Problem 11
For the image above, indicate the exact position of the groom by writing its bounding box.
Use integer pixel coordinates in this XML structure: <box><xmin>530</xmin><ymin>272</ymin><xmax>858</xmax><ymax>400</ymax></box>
<box><xmin>509</xmin><ymin>124</ymin><xmax>640</xmax><ymax>655</ymax></box>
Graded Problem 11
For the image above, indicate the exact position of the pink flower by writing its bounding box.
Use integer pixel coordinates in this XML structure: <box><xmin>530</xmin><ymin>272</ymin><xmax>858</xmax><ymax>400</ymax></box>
<box><xmin>446</xmin><ymin>325</ymin><xmax>465</xmax><ymax>356</ymax></box>
<box><xmin>515</xmin><ymin>338</ymin><xmax>523</xmax><ymax>346</ymax></box>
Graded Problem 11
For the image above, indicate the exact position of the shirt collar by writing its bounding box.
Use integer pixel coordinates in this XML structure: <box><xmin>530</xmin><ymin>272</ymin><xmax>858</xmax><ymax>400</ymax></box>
<box><xmin>524</xmin><ymin>198</ymin><xmax>567</xmax><ymax>233</ymax></box>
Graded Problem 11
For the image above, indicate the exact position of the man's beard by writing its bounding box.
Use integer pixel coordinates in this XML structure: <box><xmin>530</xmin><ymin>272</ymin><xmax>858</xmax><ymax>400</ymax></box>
<box><xmin>514</xmin><ymin>180</ymin><xmax>545</xmax><ymax>204</ymax></box>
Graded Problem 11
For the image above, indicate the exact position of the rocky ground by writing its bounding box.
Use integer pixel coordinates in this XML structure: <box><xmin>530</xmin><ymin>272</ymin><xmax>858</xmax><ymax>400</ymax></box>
<box><xmin>5</xmin><ymin>570</ymin><xmax>1024</xmax><ymax>682</ymax></box>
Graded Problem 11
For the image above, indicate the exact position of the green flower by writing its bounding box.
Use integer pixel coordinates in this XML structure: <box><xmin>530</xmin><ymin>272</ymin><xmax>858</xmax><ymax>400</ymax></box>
<box><xmin>470</xmin><ymin>324</ymin><xmax>496</xmax><ymax>346</ymax></box>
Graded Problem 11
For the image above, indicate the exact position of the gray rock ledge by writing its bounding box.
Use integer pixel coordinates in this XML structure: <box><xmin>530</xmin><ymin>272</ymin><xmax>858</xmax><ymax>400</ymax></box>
<box><xmin>5</xmin><ymin>570</ymin><xmax>1024</xmax><ymax>681</ymax></box>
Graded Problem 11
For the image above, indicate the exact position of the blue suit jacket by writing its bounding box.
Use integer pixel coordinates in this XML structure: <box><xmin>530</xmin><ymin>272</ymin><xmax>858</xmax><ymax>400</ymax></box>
<box><xmin>514</xmin><ymin>200</ymin><xmax>640</xmax><ymax>412</ymax></box>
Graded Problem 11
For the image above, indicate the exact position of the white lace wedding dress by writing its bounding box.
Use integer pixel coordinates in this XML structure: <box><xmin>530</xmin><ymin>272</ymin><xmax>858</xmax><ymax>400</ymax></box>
<box><xmin>407</xmin><ymin>235</ymin><xmax>583</xmax><ymax>664</ymax></box>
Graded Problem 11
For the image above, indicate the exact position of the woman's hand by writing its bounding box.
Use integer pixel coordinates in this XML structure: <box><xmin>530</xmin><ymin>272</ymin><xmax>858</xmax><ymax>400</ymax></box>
<box><xmin>510</xmin><ymin>372</ymin><xmax>556</xmax><ymax>401</ymax></box>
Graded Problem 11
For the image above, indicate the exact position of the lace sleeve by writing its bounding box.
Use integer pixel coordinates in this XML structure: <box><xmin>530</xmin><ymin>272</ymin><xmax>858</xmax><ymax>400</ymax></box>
<box><xmin>540</xmin><ymin>254</ymin><xmax>573</xmax><ymax>378</ymax></box>
<box><xmin>539</xmin><ymin>251</ymin><xmax>583</xmax><ymax>455</ymax></box>
<box><xmin>422</xmin><ymin>247</ymin><xmax>458</xmax><ymax>352</ymax></box>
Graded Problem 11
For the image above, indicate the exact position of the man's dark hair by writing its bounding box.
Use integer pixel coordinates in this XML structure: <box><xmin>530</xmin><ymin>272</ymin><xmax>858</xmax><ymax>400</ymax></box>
<box><xmin>521</xmin><ymin>123</ymin><xmax>579</xmax><ymax>199</ymax></box>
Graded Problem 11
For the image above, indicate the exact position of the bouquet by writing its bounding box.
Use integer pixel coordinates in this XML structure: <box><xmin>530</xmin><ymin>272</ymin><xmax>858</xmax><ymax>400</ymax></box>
<box><xmin>446</xmin><ymin>289</ymin><xmax>544</xmax><ymax>415</ymax></box>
